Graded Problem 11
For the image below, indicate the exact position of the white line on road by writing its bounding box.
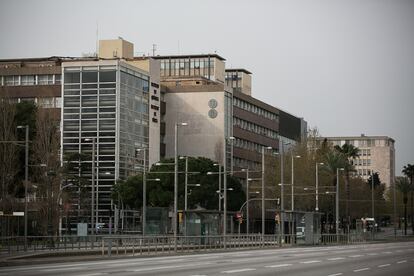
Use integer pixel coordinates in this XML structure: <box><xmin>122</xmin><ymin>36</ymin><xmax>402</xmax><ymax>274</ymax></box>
<box><xmin>221</xmin><ymin>268</ymin><xmax>256</xmax><ymax>273</ymax></box>
<box><xmin>383</xmin><ymin>251</ymin><xmax>392</xmax><ymax>254</ymax></box>
<box><xmin>327</xmin><ymin>273</ymin><xmax>343</xmax><ymax>276</ymax></box>
<box><xmin>378</xmin><ymin>264</ymin><xmax>391</xmax><ymax>268</ymax></box>
<box><xmin>367</xmin><ymin>253</ymin><xmax>378</xmax><ymax>256</ymax></box>
<box><xmin>79</xmin><ymin>273</ymin><xmax>106</xmax><ymax>276</ymax></box>
<box><xmin>265</xmin><ymin>264</ymin><xmax>292</xmax><ymax>268</ymax></box>
<box><xmin>40</xmin><ymin>267</ymin><xmax>82</xmax><ymax>272</ymax></box>
<box><xmin>349</xmin><ymin>255</ymin><xmax>363</xmax><ymax>258</ymax></box>
<box><xmin>301</xmin><ymin>260</ymin><xmax>321</xmax><ymax>264</ymax></box>
<box><xmin>397</xmin><ymin>260</ymin><xmax>407</xmax><ymax>264</ymax></box>
<box><xmin>328</xmin><ymin>257</ymin><xmax>345</xmax><ymax>261</ymax></box>
<box><xmin>353</xmin><ymin>268</ymin><xmax>370</xmax><ymax>272</ymax></box>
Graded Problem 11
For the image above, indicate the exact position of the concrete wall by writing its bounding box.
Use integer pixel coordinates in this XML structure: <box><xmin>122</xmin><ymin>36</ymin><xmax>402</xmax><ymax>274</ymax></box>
<box><xmin>163</xmin><ymin>90</ymin><xmax>225</xmax><ymax>162</ymax></box>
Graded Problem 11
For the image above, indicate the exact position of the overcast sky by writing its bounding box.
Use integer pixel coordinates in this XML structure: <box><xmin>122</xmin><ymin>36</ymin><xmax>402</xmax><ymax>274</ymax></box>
<box><xmin>1</xmin><ymin>0</ymin><xmax>413</xmax><ymax>174</ymax></box>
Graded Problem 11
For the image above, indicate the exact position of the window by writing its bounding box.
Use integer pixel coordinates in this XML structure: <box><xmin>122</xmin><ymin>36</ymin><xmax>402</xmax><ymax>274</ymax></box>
<box><xmin>82</xmin><ymin>71</ymin><xmax>98</xmax><ymax>83</ymax></box>
<box><xmin>5</xmin><ymin>75</ymin><xmax>19</xmax><ymax>86</ymax></box>
<box><xmin>99</xmin><ymin>71</ymin><xmax>116</xmax><ymax>83</ymax></box>
<box><xmin>38</xmin><ymin>74</ymin><xmax>54</xmax><ymax>85</ymax></box>
<box><xmin>64</xmin><ymin>72</ymin><xmax>80</xmax><ymax>83</ymax></box>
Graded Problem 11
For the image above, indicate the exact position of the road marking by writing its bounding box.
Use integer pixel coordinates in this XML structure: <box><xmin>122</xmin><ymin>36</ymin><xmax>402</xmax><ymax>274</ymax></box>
<box><xmin>328</xmin><ymin>257</ymin><xmax>345</xmax><ymax>261</ymax></box>
<box><xmin>367</xmin><ymin>253</ymin><xmax>378</xmax><ymax>256</ymax></box>
<box><xmin>265</xmin><ymin>264</ymin><xmax>292</xmax><ymax>268</ymax></box>
<box><xmin>383</xmin><ymin>251</ymin><xmax>392</xmax><ymax>254</ymax></box>
<box><xmin>40</xmin><ymin>267</ymin><xmax>81</xmax><ymax>272</ymax></box>
<box><xmin>353</xmin><ymin>268</ymin><xmax>370</xmax><ymax>272</ymax></box>
<box><xmin>79</xmin><ymin>274</ymin><xmax>106</xmax><ymax>276</ymax></box>
<box><xmin>327</xmin><ymin>273</ymin><xmax>343</xmax><ymax>276</ymax></box>
<box><xmin>349</xmin><ymin>255</ymin><xmax>363</xmax><ymax>258</ymax></box>
<box><xmin>301</xmin><ymin>260</ymin><xmax>321</xmax><ymax>264</ymax></box>
<box><xmin>378</xmin><ymin>264</ymin><xmax>391</xmax><ymax>268</ymax></box>
<box><xmin>397</xmin><ymin>260</ymin><xmax>407</xmax><ymax>264</ymax></box>
<box><xmin>221</xmin><ymin>268</ymin><xmax>256</xmax><ymax>273</ymax></box>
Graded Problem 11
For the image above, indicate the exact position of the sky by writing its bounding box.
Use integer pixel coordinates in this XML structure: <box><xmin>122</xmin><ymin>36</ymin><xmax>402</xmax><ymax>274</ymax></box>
<box><xmin>0</xmin><ymin>0</ymin><xmax>413</xmax><ymax>174</ymax></box>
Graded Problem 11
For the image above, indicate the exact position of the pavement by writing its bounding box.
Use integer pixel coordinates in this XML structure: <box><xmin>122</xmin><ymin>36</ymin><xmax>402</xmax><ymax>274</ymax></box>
<box><xmin>0</xmin><ymin>241</ymin><xmax>413</xmax><ymax>276</ymax></box>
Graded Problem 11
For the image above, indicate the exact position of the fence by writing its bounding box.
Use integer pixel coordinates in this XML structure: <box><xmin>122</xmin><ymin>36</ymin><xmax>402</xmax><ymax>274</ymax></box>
<box><xmin>1</xmin><ymin>232</ymin><xmax>413</xmax><ymax>257</ymax></box>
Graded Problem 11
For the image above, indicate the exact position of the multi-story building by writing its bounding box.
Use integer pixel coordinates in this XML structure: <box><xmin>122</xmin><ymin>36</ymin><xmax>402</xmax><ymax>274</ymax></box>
<box><xmin>0</xmin><ymin>56</ymin><xmax>63</xmax><ymax>116</ymax></box>
<box><xmin>317</xmin><ymin>135</ymin><xmax>395</xmax><ymax>187</ymax></box>
<box><xmin>60</xmin><ymin>39</ymin><xmax>160</xmax><ymax>229</ymax></box>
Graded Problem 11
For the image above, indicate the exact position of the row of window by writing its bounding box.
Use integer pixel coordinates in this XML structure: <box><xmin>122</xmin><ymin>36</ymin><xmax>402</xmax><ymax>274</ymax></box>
<box><xmin>233</xmin><ymin>97</ymin><xmax>278</xmax><ymax>121</ymax></box>
<box><xmin>354</xmin><ymin>169</ymin><xmax>372</xmax><ymax>177</ymax></box>
<box><xmin>359</xmin><ymin>149</ymin><xmax>371</xmax><ymax>156</ymax></box>
<box><xmin>7</xmin><ymin>97</ymin><xmax>62</xmax><ymax>108</ymax></box>
<box><xmin>352</xmin><ymin>158</ymin><xmax>372</xmax><ymax>166</ymax></box>
<box><xmin>233</xmin><ymin>137</ymin><xmax>270</xmax><ymax>154</ymax></box>
<box><xmin>233</xmin><ymin>116</ymin><xmax>278</xmax><ymax>139</ymax></box>
<box><xmin>330</xmin><ymin>139</ymin><xmax>392</xmax><ymax>148</ymax></box>
<box><xmin>160</xmin><ymin>58</ymin><xmax>215</xmax><ymax>78</ymax></box>
<box><xmin>233</xmin><ymin>157</ymin><xmax>260</xmax><ymax>171</ymax></box>
<box><xmin>0</xmin><ymin>74</ymin><xmax>61</xmax><ymax>86</ymax></box>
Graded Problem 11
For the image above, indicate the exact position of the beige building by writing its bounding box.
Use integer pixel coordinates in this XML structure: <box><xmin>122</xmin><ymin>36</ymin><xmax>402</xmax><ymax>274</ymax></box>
<box><xmin>319</xmin><ymin>135</ymin><xmax>395</xmax><ymax>187</ymax></box>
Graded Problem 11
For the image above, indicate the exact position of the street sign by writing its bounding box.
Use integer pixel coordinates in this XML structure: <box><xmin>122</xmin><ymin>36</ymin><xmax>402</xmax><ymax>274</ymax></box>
<box><xmin>13</xmin><ymin>212</ymin><xmax>24</xmax><ymax>216</ymax></box>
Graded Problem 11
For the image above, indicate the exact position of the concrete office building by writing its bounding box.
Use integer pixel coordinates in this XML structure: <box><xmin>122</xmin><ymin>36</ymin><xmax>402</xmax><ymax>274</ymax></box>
<box><xmin>154</xmin><ymin>55</ymin><xmax>306</xmax><ymax>173</ymax></box>
<box><xmin>317</xmin><ymin>135</ymin><xmax>395</xmax><ymax>187</ymax></box>
<box><xmin>60</xmin><ymin>39</ymin><xmax>160</xmax><ymax>229</ymax></box>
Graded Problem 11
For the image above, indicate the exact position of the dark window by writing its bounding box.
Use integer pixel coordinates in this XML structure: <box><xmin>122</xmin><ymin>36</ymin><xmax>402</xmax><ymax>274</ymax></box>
<box><xmin>151</xmin><ymin>104</ymin><xmax>159</xmax><ymax>110</ymax></box>
<box><xmin>99</xmin><ymin>71</ymin><xmax>116</xmax><ymax>83</ymax></box>
<box><xmin>64</xmin><ymin>72</ymin><xmax>80</xmax><ymax>83</ymax></box>
<box><xmin>82</xmin><ymin>71</ymin><xmax>98</xmax><ymax>83</ymax></box>
<box><xmin>151</xmin><ymin>82</ymin><xmax>159</xmax><ymax>88</ymax></box>
<box><xmin>152</xmin><ymin>118</ymin><xmax>158</xmax><ymax>123</ymax></box>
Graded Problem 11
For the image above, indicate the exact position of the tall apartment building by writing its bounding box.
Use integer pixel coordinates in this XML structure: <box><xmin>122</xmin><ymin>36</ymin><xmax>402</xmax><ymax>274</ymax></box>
<box><xmin>317</xmin><ymin>135</ymin><xmax>395</xmax><ymax>187</ymax></box>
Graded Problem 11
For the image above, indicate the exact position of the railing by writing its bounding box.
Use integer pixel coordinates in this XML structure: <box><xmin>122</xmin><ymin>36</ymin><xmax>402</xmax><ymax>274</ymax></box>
<box><xmin>1</xmin><ymin>232</ymin><xmax>412</xmax><ymax>257</ymax></box>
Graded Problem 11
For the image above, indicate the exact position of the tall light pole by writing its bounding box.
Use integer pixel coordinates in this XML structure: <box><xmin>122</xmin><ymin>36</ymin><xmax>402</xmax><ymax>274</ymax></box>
<box><xmin>213</xmin><ymin>163</ymin><xmax>222</xmax><ymax>212</ymax></box>
<box><xmin>336</xmin><ymin>167</ymin><xmax>344</xmax><ymax>242</ymax></box>
<box><xmin>371</xmin><ymin>172</ymin><xmax>376</xmax><ymax>221</ymax></box>
<box><xmin>174</xmin><ymin>122</ymin><xmax>187</xmax><ymax>251</ymax></box>
<box><xmin>315</xmin><ymin>162</ymin><xmax>324</xmax><ymax>211</ymax></box>
<box><xmin>223</xmin><ymin>136</ymin><xmax>235</xmax><ymax>249</ymax></box>
<box><xmin>136</xmin><ymin>148</ymin><xmax>148</xmax><ymax>236</ymax></box>
<box><xmin>279</xmin><ymin>141</ymin><xmax>290</xmax><ymax>241</ymax></box>
<box><xmin>244</xmin><ymin>168</ymin><xmax>250</xmax><ymax>235</ymax></box>
<box><xmin>85</xmin><ymin>138</ymin><xmax>96</xmax><ymax>235</ymax></box>
<box><xmin>17</xmin><ymin>125</ymin><xmax>29</xmax><ymax>251</ymax></box>
<box><xmin>261</xmin><ymin>146</ymin><xmax>272</xmax><ymax>243</ymax></box>
<box><xmin>291</xmin><ymin>154</ymin><xmax>301</xmax><ymax>211</ymax></box>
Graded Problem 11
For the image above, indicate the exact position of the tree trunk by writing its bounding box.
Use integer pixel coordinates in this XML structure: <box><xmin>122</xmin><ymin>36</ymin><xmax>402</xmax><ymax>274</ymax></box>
<box><xmin>404</xmin><ymin>197</ymin><xmax>408</xmax><ymax>235</ymax></box>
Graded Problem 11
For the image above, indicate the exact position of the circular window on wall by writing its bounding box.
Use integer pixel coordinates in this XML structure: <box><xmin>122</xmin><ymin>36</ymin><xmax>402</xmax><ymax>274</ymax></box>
<box><xmin>208</xmin><ymin>109</ymin><xmax>218</xmax><ymax>119</ymax></box>
<box><xmin>208</xmin><ymin>99</ymin><xmax>218</xmax><ymax>109</ymax></box>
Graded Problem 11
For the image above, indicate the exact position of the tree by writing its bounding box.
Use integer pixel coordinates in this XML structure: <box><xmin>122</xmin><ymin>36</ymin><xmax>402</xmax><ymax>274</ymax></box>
<box><xmin>366</xmin><ymin>172</ymin><xmax>381</xmax><ymax>189</ymax></box>
<box><xmin>334</xmin><ymin>144</ymin><xmax>359</xmax><ymax>228</ymax></box>
<box><xmin>112</xmin><ymin>157</ymin><xmax>245</xmax><ymax>212</ymax></box>
<box><xmin>396</xmin><ymin>177</ymin><xmax>411</xmax><ymax>235</ymax></box>
<box><xmin>402</xmin><ymin>164</ymin><xmax>414</xmax><ymax>234</ymax></box>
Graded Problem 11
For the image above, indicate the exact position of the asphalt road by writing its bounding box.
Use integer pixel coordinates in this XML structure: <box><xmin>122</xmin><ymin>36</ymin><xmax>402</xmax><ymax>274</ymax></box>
<box><xmin>1</xmin><ymin>242</ymin><xmax>413</xmax><ymax>276</ymax></box>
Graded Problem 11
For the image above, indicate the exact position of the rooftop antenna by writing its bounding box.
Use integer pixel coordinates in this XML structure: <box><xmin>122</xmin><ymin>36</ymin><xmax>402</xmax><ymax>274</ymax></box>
<box><xmin>95</xmin><ymin>21</ymin><xmax>99</xmax><ymax>57</ymax></box>
<box><xmin>152</xmin><ymin>44</ymin><xmax>157</xmax><ymax>56</ymax></box>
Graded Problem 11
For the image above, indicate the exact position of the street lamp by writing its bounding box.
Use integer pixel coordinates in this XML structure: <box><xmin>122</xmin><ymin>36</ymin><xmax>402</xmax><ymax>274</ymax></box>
<box><xmin>279</xmin><ymin>140</ymin><xmax>290</xmax><ymax>241</ymax></box>
<box><xmin>315</xmin><ymin>162</ymin><xmax>324</xmax><ymax>211</ymax></box>
<box><xmin>261</xmin><ymin>146</ymin><xmax>272</xmax><ymax>243</ymax></box>
<box><xmin>17</xmin><ymin>125</ymin><xmax>29</xmax><ymax>251</ymax></box>
<box><xmin>136</xmin><ymin>148</ymin><xmax>148</xmax><ymax>236</ymax></box>
<box><xmin>174</xmin><ymin>122</ymin><xmax>187</xmax><ymax>251</ymax></box>
<box><xmin>213</xmin><ymin>163</ymin><xmax>222</xmax><ymax>212</ymax></box>
<box><xmin>336</xmin><ymin>167</ymin><xmax>344</xmax><ymax>242</ymax></box>
<box><xmin>223</xmin><ymin>136</ymin><xmax>235</xmax><ymax>248</ymax></box>
<box><xmin>84</xmin><ymin>138</ymin><xmax>96</xmax><ymax>235</ymax></box>
<box><xmin>291</xmin><ymin>154</ymin><xmax>301</xmax><ymax>211</ymax></box>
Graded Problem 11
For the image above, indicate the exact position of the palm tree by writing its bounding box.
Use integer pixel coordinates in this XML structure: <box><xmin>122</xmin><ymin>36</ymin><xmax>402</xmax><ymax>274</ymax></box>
<box><xmin>322</xmin><ymin>150</ymin><xmax>346</xmax><ymax>232</ymax></box>
<box><xmin>334</xmin><ymin>144</ymin><xmax>359</xmax><ymax>229</ymax></box>
<box><xmin>402</xmin><ymin>164</ymin><xmax>414</xmax><ymax>234</ymax></box>
<box><xmin>396</xmin><ymin>177</ymin><xmax>411</xmax><ymax>235</ymax></box>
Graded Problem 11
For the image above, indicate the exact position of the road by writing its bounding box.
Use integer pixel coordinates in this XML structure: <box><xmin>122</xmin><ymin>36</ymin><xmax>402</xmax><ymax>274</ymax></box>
<box><xmin>1</xmin><ymin>242</ymin><xmax>413</xmax><ymax>276</ymax></box>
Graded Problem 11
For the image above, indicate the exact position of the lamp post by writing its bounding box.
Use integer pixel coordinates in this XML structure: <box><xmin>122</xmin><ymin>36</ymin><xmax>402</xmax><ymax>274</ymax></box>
<box><xmin>84</xmin><ymin>138</ymin><xmax>96</xmax><ymax>235</ymax></box>
<box><xmin>136</xmin><ymin>148</ymin><xmax>148</xmax><ymax>236</ymax></box>
<box><xmin>174</xmin><ymin>122</ymin><xmax>187</xmax><ymax>251</ymax></box>
<box><xmin>291</xmin><ymin>154</ymin><xmax>301</xmax><ymax>211</ymax></box>
<box><xmin>213</xmin><ymin>163</ymin><xmax>222</xmax><ymax>212</ymax></box>
<box><xmin>315</xmin><ymin>162</ymin><xmax>324</xmax><ymax>211</ymax></box>
<box><xmin>17</xmin><ymin>125</ymin><xmax>29</xmax><ymax>251</ymax></box>
<box><xmin>223</xmin><ymin>136</ymin><xmax>235</xmax><ymax>249</ymax></box>
<box><xmin>336</xmin><ymin>167</ymin><xmax>344</xmax><ymax>242</ymax></box>
<box><xmin>261</xmin><ymin>146</ymin><xmax>272</xmax><ymax>243</ymax></box>
<box><xmin>243</xmin><ymin>168</ymin><xmax>249</xmax><ymax>235</ymax></box>
<box><xmin>279</xmin><ymin>141</ymin><xmax>290</xmax><ymax>241</ymax></box>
